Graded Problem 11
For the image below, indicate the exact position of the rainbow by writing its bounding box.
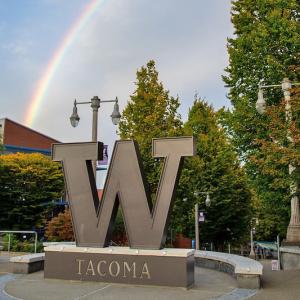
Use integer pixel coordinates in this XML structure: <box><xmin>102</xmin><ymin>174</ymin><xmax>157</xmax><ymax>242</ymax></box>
<box><xmin>25</xmin><ymin>0</ymin><xmax>106</xmax><ymax>127</ymax></box>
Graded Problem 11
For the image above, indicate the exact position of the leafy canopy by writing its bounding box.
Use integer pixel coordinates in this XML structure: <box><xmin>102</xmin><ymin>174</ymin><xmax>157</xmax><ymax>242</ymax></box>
<box><xmin>222</xmin><ymin>0</ymin><xmax>300</xmax><ymax>239</ymax></box>
<box><xmin>119</xmin><ymin>60</ymin><xmax>182</xmax><ymax>192</ymax></box>
<box><xmin>0</xmin><ymin>153</ymin><xmax>64</xmax><ymax>230</ymax></box>
<box><xmin>172</xmin><ymin>99</ymin><xmax>252</xmax><ymax>248</ymax></box>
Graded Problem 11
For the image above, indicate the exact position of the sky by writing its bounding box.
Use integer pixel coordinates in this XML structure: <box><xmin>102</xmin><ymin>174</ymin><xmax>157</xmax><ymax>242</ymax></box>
<box><xmin>0</xmin><ymin>0</ymin><xmax>233</xmax><ymax>151</ymax></box>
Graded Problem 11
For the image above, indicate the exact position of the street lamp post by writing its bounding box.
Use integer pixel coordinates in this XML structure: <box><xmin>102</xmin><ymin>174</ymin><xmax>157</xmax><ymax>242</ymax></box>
<box><xmin>250</xmin><ymin>228</ymin><xmax>255</xmax><ymax>258</ymax></box>
<box><xmin>194</xmin><ymin>192</ymin><xmax>211</xmax><ymax>250</ymax></box>
<box><xmin>70</xmin><ymin>96</ymin><xmax>121</xmax><ymax>175</ymax></box>
<box><xmin>249</xmin><ymin>226</ymin><xmax>256</xmax><ymax>259</ymax></box>
<box><xmin>195</xmin><ymin>202</ymin><xmax>199</xmax><ymax>250</ymax></box>
<box><xmin>249</xmin><ymin>217</ymin><xmax>258</xmax><ymax>258</ymax></box>
<box><xmin>256</xmin><ymin>78</ymin><xmax>300</xmax><ymax>243</ymax></box>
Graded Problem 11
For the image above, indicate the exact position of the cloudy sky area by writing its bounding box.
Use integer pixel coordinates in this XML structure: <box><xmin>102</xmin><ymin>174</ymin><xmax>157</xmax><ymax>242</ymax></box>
<box><xmin>1</xmin><ymin>0</ymin><xmax>233</xmax><ymax>150</ymax></box>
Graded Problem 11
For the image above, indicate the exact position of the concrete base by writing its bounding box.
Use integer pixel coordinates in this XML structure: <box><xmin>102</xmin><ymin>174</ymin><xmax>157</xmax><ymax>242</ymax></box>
<box><xmin>10</xmin><ymin>253</ymin><xmax>45</xmax><ymax>274</ymax></box>
<box><xmin>236</xmin><ymin>274</ymin><xmax>260</xmax><ymax>289</ymax></box>
<box><xmin>280</xmin><ymin>246</ymin><xmax>300</xmax><ymax>270</ymax></box>
<box><xmin>44</xmin><ymin>245</ymin><xmax>194</xmax><ymax>288</ymax></box>
<box><xmin>11</xmin><ymin>260</ymin><xmax>44</xmax><ymax>274</ymax></box>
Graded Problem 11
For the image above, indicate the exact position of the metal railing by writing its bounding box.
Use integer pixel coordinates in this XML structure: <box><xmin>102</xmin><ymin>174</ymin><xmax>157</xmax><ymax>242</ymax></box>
<box><xmin>0</xmin><ymin>230</ymin><xmax>38</xmax><ymax>253</ymax></box>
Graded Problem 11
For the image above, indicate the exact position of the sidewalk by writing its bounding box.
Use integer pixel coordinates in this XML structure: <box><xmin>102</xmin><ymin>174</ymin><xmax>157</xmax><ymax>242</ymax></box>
<box><xmin>0</xmin><ymin>252</ymin><xmax>258</xmax><ymax>300</ymax></box>
<box><xmin>4</xmin><ymin>254</ymin><xmax>300</xmax><ymax>300</ymax></box>
<box><xmin>1</xmin><ymin>267</ymin><xmax>248</xmax><ymax>300</ymax></box>
<box><xmin>251</xmin><ymin>260</ymin><xmax>300</xmax><ymax>300</ymax></box>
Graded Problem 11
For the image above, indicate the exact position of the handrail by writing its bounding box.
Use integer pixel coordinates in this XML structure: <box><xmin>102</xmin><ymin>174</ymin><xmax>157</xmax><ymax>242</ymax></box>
<box><xmin>0</xmin><ymin>230</ymin><xmax>38</xmax><ymax>253</ymax></box>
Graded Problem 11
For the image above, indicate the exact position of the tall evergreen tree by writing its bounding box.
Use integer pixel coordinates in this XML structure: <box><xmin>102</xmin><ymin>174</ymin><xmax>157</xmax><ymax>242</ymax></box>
<box><xmin>117</xmin><ymin>60</ymin><xmax>183</xmax><ymax>244</ymax></box>
<box><xmin>171</xmin><ymin>98</ymin><xmax>252</xmax><ymax>249</ymax></box>
<box><xmin>119</xmin><ymin>60</ymin><xmax>182</xmax><ymax>192</ymax></box>
<box><xmin>222</xmin><ymin>0</ymin><xmax>300</xmax><ymax>239</ymax></box>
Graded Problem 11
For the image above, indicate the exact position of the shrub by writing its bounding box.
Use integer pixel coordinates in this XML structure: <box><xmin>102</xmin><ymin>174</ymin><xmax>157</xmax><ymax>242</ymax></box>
<box><xmin>45</xmin><ymin>209</ymin><xmax>74</xmax><ymax>241</ymax></box>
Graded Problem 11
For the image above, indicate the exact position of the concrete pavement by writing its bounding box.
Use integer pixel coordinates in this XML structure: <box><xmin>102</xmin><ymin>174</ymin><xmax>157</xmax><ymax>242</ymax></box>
<box><xmin>1</xmin><ymin>267</ymin><xmax>251</xmax><ymax>300</ymax></box>
<box><xmin>5</xmin><ymin>253</ymin><xmax>300</xmax><ymax>300</ymax></box>
<box><xmin>251</xmin><ymin>260</ymin><xmax>300</xmax><ymax>300</ymax></box>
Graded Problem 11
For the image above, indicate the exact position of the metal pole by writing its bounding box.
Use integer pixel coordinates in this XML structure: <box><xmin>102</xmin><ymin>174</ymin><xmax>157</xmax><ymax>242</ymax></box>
<box><xmin>8</xmin><ymin>233</ymin><xmax>10</xmax><ymax>252</ymax></box>
<box><xmin>249</xmin><ymin>229</ymin><xmax>255</xmax><ymax>258</ymax></box>
<box><xmin>228</xmin><ymin>243</ymin><xmax>231</xmax><ymax>254</ymax></box>
<box><xmin>283</xmin><ymin>78</ymin><xmax>300</xmax><ymax>242</ymax></box>
<box><xmin>91</xmin><ymin>96</ymin><xmax>100</xmax><ymax>177</ymax></box>
<box><xmin>92</xmin><ymin>105</ymin><xmax>98</xmax><ymax>142</ymax></box>
<box><xmin>34</xmin><ymin>232</ymin><xmax>37</xmax><ymax>253</ymax></box>
<box><xmin>277</xmin><ymin>235</ymin><xmax>281</xmax><ymax>270</ymax></box>
<box><xmin>195</xmin><ymin>203</ymin><xmax>199</xmax><ymax>250</ymax></box>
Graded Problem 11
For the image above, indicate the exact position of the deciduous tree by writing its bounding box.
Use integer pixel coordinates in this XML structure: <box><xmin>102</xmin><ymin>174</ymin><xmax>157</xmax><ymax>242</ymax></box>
<box><xmin>0</xmin><ymin>153</ymin><xmax>64</xmax><ymax>230</ymax></box>
<box><xmin>45</xmin><ymin>209</ymin><xmax>74</xmax><ymax>241</ymax></box>
<box><xmin>171</xmin><ymin>98</ymin><xmax>252</xmax><ymax>248</ymax></box>
<box><xmin>222</xmin><ymin>0</ymin><xmax>300</xmax><ymax>239</ymax></box>
<box><xmin>119</xmin><ymin>60</ymin><xmax>182</xmax><ymax>192</ymax></box>
<box><xmin>249</xmin><ymin>87</ymin><xmax>300</xmax><ymax>239</ymax></box>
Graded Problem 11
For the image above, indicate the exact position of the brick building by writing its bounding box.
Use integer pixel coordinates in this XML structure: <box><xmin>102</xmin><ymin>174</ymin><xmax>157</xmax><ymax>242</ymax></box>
<box><xmin>0</xmin><ymin>117</ymin><xmax>107</xmax><ymax>199</ymax></box>
<box><xmin>0</xmin><ymin>118</ymin><xmax>67</xmax><ymax>225</ymax></box>
<box><xmin>0</xmin><ymin>118</ymin><xmax>59</xmax><ymax>155</ymax></box>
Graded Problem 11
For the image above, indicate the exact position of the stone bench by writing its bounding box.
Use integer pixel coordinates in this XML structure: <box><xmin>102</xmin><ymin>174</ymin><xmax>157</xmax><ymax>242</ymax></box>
<box><xmin>194</xmin><ymin>250</ymin><xmax>263</xmax><ymax>289</ymax></box>
<box><xmin>10</xmin><ymin>253</ymin><xmax>45</xmax><ymax>274</ymax></box>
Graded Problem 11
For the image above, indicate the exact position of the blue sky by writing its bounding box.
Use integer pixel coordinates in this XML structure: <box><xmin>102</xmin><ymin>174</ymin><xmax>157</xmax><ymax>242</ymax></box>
<box><xmin>1</xmin><ymin>0</ymin><xmax>233</xmax><ymax>148</ymax></box>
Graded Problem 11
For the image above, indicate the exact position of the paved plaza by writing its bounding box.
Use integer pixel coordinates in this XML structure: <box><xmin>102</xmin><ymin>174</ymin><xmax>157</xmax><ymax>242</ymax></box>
<box><xmin>1</xmin><ymin>253</ymin><xmax>300</xmax><ymax>300</ymax></box>
<box><xmin>251</xmin><ymin>260</ymin><xmax>300</xmax><ymax>300</ymax></box>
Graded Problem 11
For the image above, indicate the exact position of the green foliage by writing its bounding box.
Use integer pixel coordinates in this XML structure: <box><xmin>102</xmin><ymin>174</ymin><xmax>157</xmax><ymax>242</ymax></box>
<box><xmin>249</xmin><ymin>87</ymin><xmax>300</xmax><ymax>240</ymax></box>
<box><xmin>1</xmin><ymin>233</ymin><xmax>43</xmax><ymax>253</ymax></box>
<box><xmin>119</xmin><ymin>61</ymin><xmax>252</xmax><ymax>248</ymax></box>
<box><xmin>118</xmin><ymin>60</ymin><xmax>182</xmax><ymax>241</ymax></box>
<box><xmin>171</xmin><ymin>99</ymin><xmax>252</xmax><ymax>248</ymax></box>
<box><xmin>2</xmin><ymin>233</ymin><xmax>18</xmax><ymax>251</ymax></box>
<box><xmin>113</xmin><ymin>209</ymin><xmax>127</xmax><ymax>236</ymax></box>
<box><xmin>119</xmin><ymin>60</ymin><xmax>182</xmax><ymax>192</ymax></box>
<box><xmin>0</xmin><ymin>135</ymin><xmax>3</xmax><ymax>152</ymax></box>
<box><xmin>222</xmin><ymin>0</ymin><xmax>300</xmax><ymax>239</ymax></box>
<box><xmin>223</xmin><ymin>0</ymin><xmax>300</xmax><ymax>155</ymax></box>
<box><xmin>0</xmin><ymin>153</ymin><xmax>64</xmax><ymax>230</ymax></box>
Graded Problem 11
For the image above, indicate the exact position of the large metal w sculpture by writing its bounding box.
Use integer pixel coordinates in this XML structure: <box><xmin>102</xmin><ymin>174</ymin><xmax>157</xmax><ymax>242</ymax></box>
<box><xmin>45</xmin><ymin>136</ymin><xmax>195</xmax><ymax>287</ymax></box>
<box><xmin>52</xmin><ymin>137</ymin><xmax>195</xmax><ymax>249</ymax></box>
